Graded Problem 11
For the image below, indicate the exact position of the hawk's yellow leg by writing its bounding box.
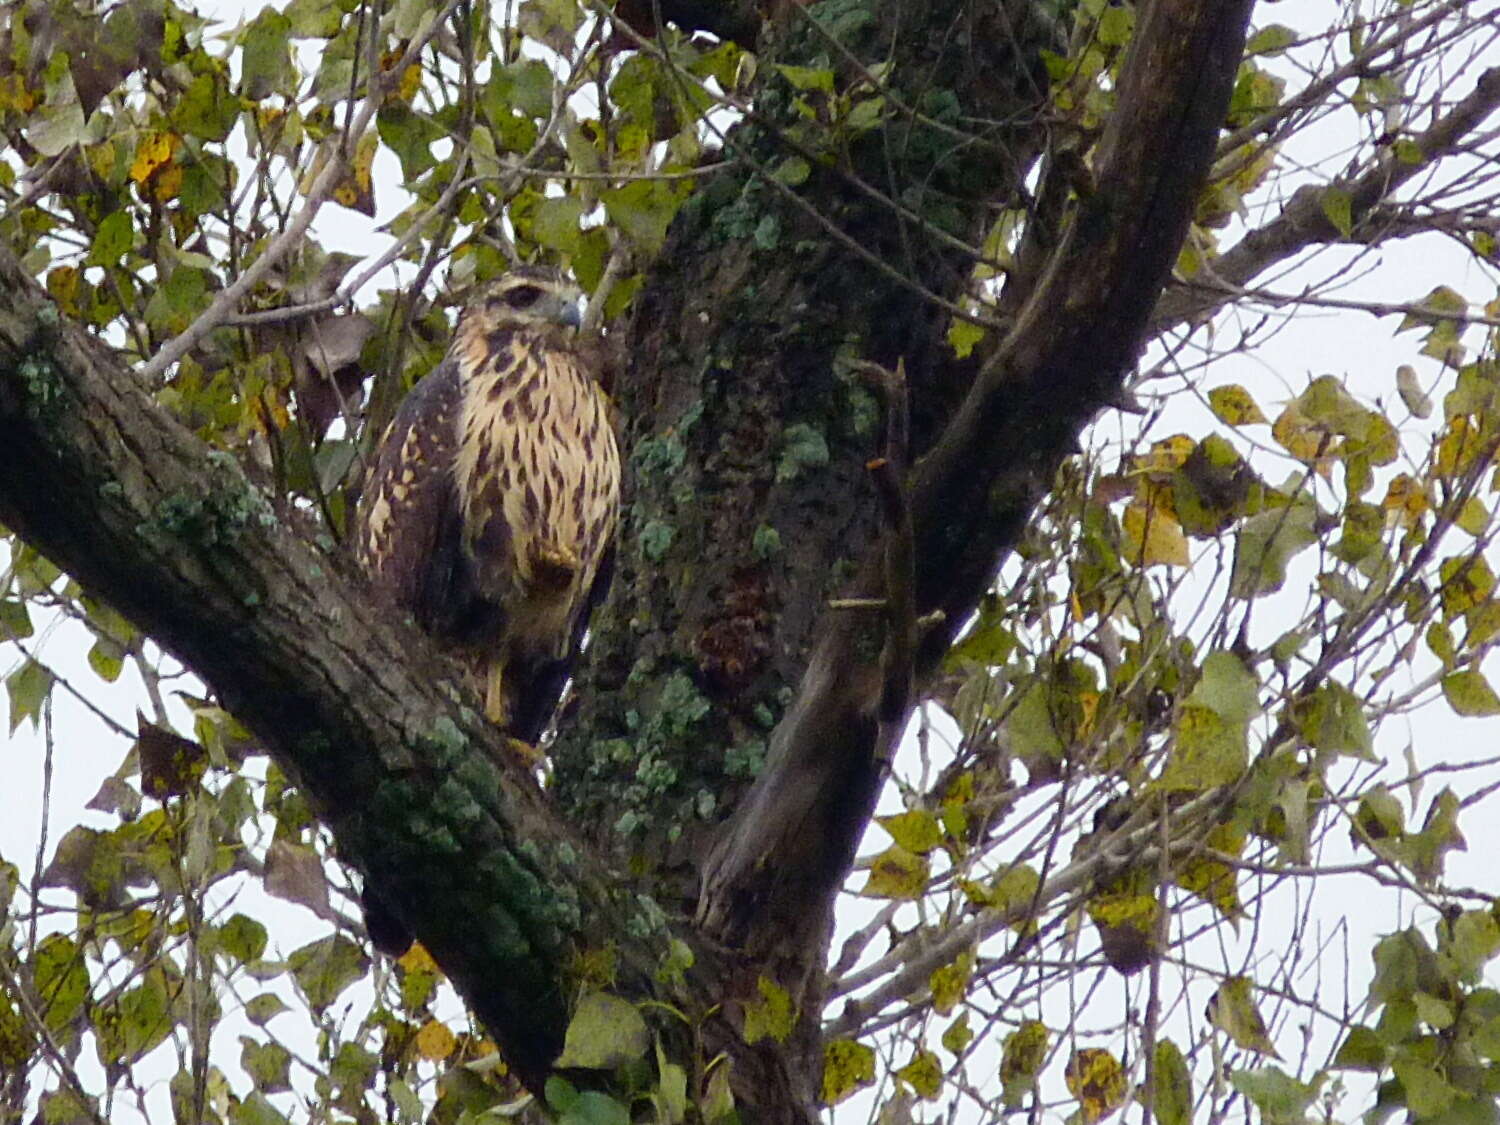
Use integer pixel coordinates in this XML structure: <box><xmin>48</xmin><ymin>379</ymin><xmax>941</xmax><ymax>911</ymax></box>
<box><xmin>485</xmin><ymin>661</ymin><xmax>544</xmax><ymax>766</ymax></box>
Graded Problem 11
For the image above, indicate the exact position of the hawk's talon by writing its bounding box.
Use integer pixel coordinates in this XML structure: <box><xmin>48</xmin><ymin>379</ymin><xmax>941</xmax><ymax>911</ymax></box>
<box><xmin>506</xmin><ymin>736</ymin><xmax>545</xmax><ymax>767</ymax></box>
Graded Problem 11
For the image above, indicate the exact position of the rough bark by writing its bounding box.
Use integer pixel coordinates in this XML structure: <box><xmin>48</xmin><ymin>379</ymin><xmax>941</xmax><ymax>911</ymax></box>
<box><xmin>551</xmin><ymin>0</ymin><xmax>1060</xmax><ymax>898</ymax></box>
<box><xmin>0</xmin><ymin>1</ymin><xmax>1255</xmax><ymax>1119</ymax></box>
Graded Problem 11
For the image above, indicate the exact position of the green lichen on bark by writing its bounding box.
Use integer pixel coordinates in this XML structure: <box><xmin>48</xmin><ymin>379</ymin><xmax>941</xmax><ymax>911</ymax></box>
<box><xmin>550</xmin><ymin>0</ymin><xmax>1065</xmax><ymax>897</ymax></box>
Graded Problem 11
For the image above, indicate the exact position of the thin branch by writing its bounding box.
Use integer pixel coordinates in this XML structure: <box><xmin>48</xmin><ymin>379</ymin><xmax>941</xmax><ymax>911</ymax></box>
<box><xmin>137</xmin><ymin>0</ymin><xmax>465</xmax><ymax>380</ymax></box>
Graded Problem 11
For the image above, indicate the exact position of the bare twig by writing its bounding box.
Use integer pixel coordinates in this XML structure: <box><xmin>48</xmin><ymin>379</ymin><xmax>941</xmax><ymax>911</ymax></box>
<box><xmin>138</xmin><ymin>0</ymin><xmax>466</xmax><ymax>380</ymax></box>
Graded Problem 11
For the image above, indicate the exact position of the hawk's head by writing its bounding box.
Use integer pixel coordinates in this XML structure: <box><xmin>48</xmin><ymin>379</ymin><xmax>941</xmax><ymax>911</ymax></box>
<box><xmin>458</xmin><ymin>267</ymin><xmax>584</xmax><ymax>339</ymax></box>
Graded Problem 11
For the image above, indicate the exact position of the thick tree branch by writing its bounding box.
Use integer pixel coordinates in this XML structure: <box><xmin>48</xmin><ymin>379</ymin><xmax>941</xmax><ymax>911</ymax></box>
<box><xmin>698</xmin><ymin>0</ymin><xmax>1256</xmax><ymax>961</ymax></box>
<box><xmin>0</xmin><ymin>251</ymin><xmax>652</xmax><ymax>1093</ymax></box>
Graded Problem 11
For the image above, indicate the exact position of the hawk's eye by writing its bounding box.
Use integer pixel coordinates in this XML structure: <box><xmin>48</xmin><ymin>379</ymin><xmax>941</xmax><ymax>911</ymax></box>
<box><xmin>502</xmin><ymin>285</ymin><xmax>544</xmax><ymax>309</ymax></box>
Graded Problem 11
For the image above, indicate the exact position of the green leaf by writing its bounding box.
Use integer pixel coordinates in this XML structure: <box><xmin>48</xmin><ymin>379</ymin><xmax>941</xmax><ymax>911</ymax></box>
<box><xmin>1246</xmin><ymin>24</ymin><xmax>1298</xmax><ymax>56</ymax></box>
<box><xmin>490</xmin><ymin>59</ymin><xmax>557</xmax><ymax>120</ymax></box>
<box><xmin>240</xmin><ymin>8</ymin><xmax>294</xmax><ymax>100</ymax></box>
<box><xmin>38</xmin><ymin>1088</ymin><xmax>96</xmax><ymax>1125</ymax></box>
<box><xmin>1228</xmin><ymin>1068</ymin><xmax>1323</xmax><ymax>1124</ymax></box>
<box><xmin>284</xmin><ymin>0</ymin><xmax>344</xmax><ymax>36</ymax></box>
<box><xmin>174</xmin><ymin>71</ymin><xmax>238</xmax><ymax>142</ymax></box>
<box><xmin>33</xmin><ymin>934</ymin><xmax>88</xmax><ymax>1034</ymax></box>
<box><xmin>1442</xmin><ymin>669</ymin><xmax>1500</xmax><ymax>716</ymax></box>
<box><xmin>546</xmin><ymin>1076</ymin><xmax>579</xmax><ymax>1112</ymax></box>
<box><xmin>240</xmin><ymin>1037</ymin><xmax>292</xmax><ymax>1092</ymax></box>
<box><xmin>286</xmin><ymin>935</ymin><xmax>368</xmax><ymax>1013</ymax></box>
<box><xmin>88</xmin><ymin>211</ymin><xmax>134</xmax><ymax>267</ymax></box>
<box><xmin>1393</xmin><ymin>1055</ymin><xmax>1458</xmax><ymax>1118</ymax></box>
<box><xmin>215</xmin><ymin>914</ymin><xmax>269</xmax><ymax>963</ymax></box>
<box><xmin>0</xmin><ymin>986</ymin><xmax>34</xmax><ymax>1069</ymax></box>
<box><xmin>376</xmin><ymin>103</ymin><xmax>443</xmax><ymax>181</ymax></box>
<box><xmin>1447</xmin><ymin>910</ymin><xmax>1500</xmax><ymax>980</ymax></box>
<box><xmin>1230</xmin><ymin>496</ymin><xmax>1318</xmax><ymax>598</ymax></box>
<box><xmin>29</xmin><ymin>99</ymin><xmax>88</xmax><ymax>158</ymax></box>
<box><xmin>7</xmin><ymin>659</ymin><xmax>53</xmax><ymax>732</ymax></box>
<box><xmin>532</xmin><ymin>194</ymin><xmax>586</xmax><ymax>254</ymax></box>
<box><xmin>554</xmin><ymin>991</ymin><xmax>649</xmax><ymax>1069</ymax></box>
<box><xmin>558</xmin><ymin>1091</ymin><xmax>631</xmax><ymax>1125</ymax></box>
<box><xmin>1188</xmin><ymin>651</ymin><xmax>1258</xmax><ymax>723</ymax></box>
<box><xmin>244</xmin><ymin>993</ymin><xmax>289</xmax><ymax>1027</ymax></box>
<box><xmin>231</xmin><ymin>1092</ymin><xmax>291</xmax><ymax>1125</ymax></box>
<box><xmin>87</xmin><ymin>637</ymin><xmax>124</xmax><ymax>683</ymax></box>
<box><xmin>1149</xmin><ymin>1040</ymin><xmax>1192</xmax><ymax>1125</ymax></box>
<box><xmin>940</xmin><ymin>1014</ymin><xmax>973</xmax><ymax>1056</ymax></box>
<box><xmin>95</xmin><ymin>969</ymin><xmax>173</xmax><ymax>1065</ymax></box>
<box><xmin>144</xmin><ymin>266</ymin><xmax>212</xmax><ymax>335</ymax></box>
<box><xmin>654</xmin><ymin>1040</ymin><xmax>688</xmax><ymax>1125</ymax></box>
<box><xmin>1332</xmin><ymin>1026</ymin><xmax>1386</xmax><ymax>1071</ymax></box>
<box><xmin>774</xmin><ymin>64</ymin><xmax>834</xmax><ymax>92</ymax></box>
<box><xmin>1292</xmin><ymin>681</ymin><xmax>1374</xmax><ymax>759</ymax></box>
<box><xmin>1000</xmin><ymin>1020</ymin><xmax>1049</xmax><ymax>1107</ymax></box>
<box><xmin>1209</xmin><ymin>976</ymin><xmax>1279</xmax><ymax>1057</ymax></box>
<box><xmin>1321</xmin><ymin>188</ymin><xmax>1353</xmax><ymax>237</ymax></box>
<box><xmin>601</xmin><ymin>178</ymin><xmax>684</xmax><ymax>254</ymax></box>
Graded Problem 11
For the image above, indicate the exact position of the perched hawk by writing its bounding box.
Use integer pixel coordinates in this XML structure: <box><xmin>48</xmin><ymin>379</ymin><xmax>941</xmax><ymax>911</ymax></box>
<box><xmin>355</xmin><ymin>267</ymin><xmax>621</xmax><ymax>745</ymax></box>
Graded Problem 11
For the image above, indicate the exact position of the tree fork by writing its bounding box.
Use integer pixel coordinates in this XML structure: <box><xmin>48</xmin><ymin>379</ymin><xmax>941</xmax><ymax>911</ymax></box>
<box><xmin>697</xmin><ymin>0</ymin><xmax>1257</xmax><ymax>1042</ymax></box>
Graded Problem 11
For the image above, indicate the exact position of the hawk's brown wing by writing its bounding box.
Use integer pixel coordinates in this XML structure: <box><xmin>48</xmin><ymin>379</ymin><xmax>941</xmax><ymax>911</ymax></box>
<box><xmin>355</xmin><ymin>358</ymin><xmax>493</xmax><ymax>641</ymax></box>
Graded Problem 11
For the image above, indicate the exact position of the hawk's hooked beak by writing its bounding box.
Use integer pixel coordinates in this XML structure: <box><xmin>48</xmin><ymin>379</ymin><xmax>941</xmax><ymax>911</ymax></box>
<box><xmin>543</xmin><ymin>289</ymin><xmax>585</xmax><ymax>331</ymax></box>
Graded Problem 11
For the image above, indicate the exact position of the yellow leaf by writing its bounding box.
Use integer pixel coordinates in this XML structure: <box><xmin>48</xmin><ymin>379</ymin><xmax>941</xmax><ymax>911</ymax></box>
<box><xmin>1208</xmin><ymin>384</ymin><xmax>1268</xmax><ymax>426</ymax></box>
<box><xmin>397</xmin><ymin>63</ymin><xmax>422</xmax><ymax>102</ymax></box>
<box><xmin>306</xmin><ymin>134</ymin><xmax>379</xmax><ymax>216</ymax></box>
<box><xmin>896</xmin><ymin>1048</ymin><xmax>942</xmax><ymax>1100</ymax></box>
<box><xmin>940</xmin><ymin>1014</ymin><xmax>973</xmax><ymax>1056</ymax></box>
<box><xmin>414</xmin><ymin>1019</ymin><xmax>456</xmax><ymax>1061</ymax></box>
<box><xmin>152</xmin><ymin>162</ymin><xmax>184</xmax><ymax>203</ymax></box>
<box><xmin>1065</xmin><ymin>1047</ymin><xmax>1128</xmax><ymax>1123</ymax></box>
<box><xmin>1271</xmin><ymin>402</ymin><xmax>1335</xmax><ymax>470</ymax></box>
<box><xmin>130</xmin><ymin>131</ymin><xmax>180</xmax><ymax>185</ymax></box>
<box><xmin>1123</xmin><ymin>501</ymin><xmax>1190</xmax><ymax>567</ymax></box>
<box><xmin>45</xmin><ymin>267</ymin><xmax>81</xmax><ymax>315</ymax></box>
<box><xmin>1000</xmin><ymin>1020</ymin><xmax>1049</xmax><ymax>1092</ymax></box>
<box><xmin>929</xmin><ymin>951</ymin><xmax>973</xmax><ymax>1015</ymax></box>
<box><xmin>948</xmin><ymin>317</ymin><xmax>985</xmax><ymax>359</ymax></box>
<box><xmin>397</xmin><ymin>942</ymin><xmax>440</xmax><ymax>975</ymax></box>
<box><xmin>1134</xmin><ymin>434</ymin><xmax>1195</xmax><ymax>475</ymax></box>
<box><xmin>742</xmin><ymin>976</ymin><xmax>795</xmax><ymax>1045</ymax></box>
<box><xmin>820</xmin><ymin>1040</ymin><xmax>875</xmax><ymax>1106</ymax></box>
<box><xmin>1175</xmin><ymin>822</ymin><xmax>1244</xmax><ymax>920</ymax></box>
<box><xmin>878</xmin><ymin>810</ymin><xmax>944</xmax><ymax>855</ymax></box>
<box><xmin>862</xmin><ymin>845</ymin><xmax>929</xmax><ymax>900</ymax></box>
<box><xmin>1382</xmin><ymin>473</ymin><xmax>1429</xmax><ymax>529</ymax></box>
<box><xmin>0</xmin><ymin>73</ymin><xmax>37</xmax><ymax>113</ymax></box>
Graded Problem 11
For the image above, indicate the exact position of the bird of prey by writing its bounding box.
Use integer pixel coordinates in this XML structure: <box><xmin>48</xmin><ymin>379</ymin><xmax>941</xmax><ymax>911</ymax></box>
<box><xmin>355</xmin><ymin>267</ymin><xmax>621</xmax><ymax>746</ymax></box>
